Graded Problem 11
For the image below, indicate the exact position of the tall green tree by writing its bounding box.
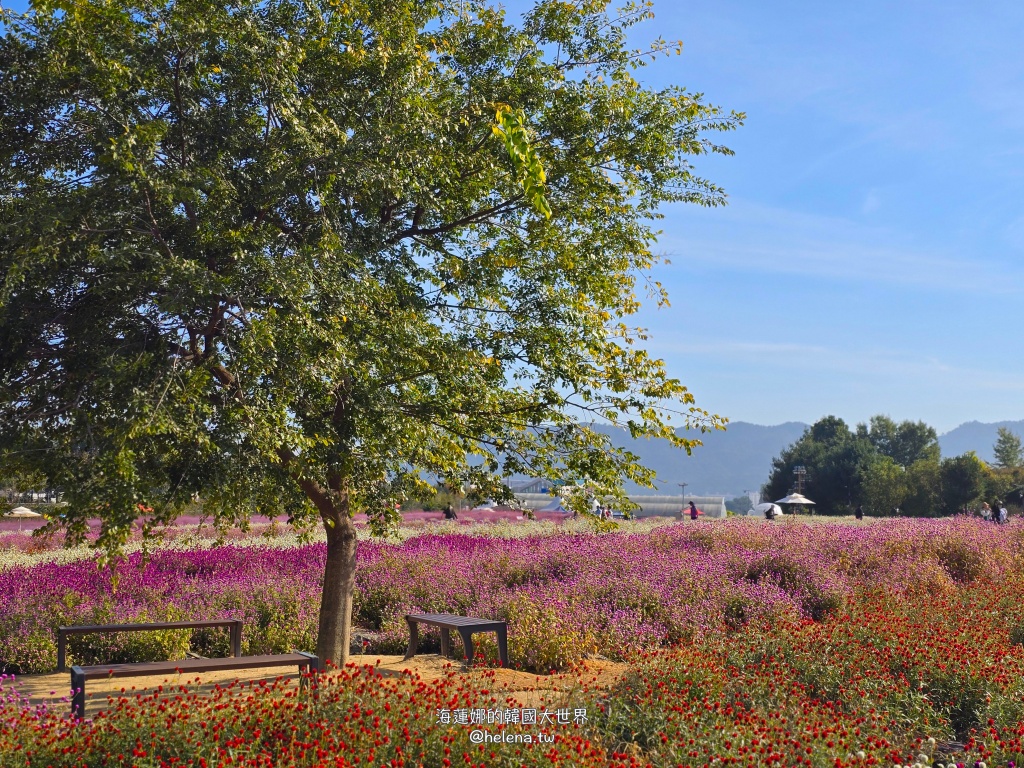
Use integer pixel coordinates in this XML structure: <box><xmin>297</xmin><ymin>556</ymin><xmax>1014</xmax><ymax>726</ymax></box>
<box><xmin>857</xmin><ymin>415</ymin><xmax>940</xmax><ymax>468</ymax></box>
<box><xmin>860</xmin><ymin>455</ymin><xmax>907</xmax><ymax>517</ymax></box>
<box><xmin>938</xmin><ymin>452</ymin><xmax>985</xmax><ymax>515</ymax></box>
<box><xmin>993</xmin><ymin>427</ymin><xmax>1024</xmax><ymax>469</ymax></box>
<box><xmin>901</xmin><ymin>458</ymin><xmax>940</xmax><ymax>517</ymax></box>
<box><xmin>0</xmin><ymin>0</ymin><xmax>740</xmax><ymax>664</ymax></box>
<box><xmin>762</xmin><ymin>416</ymin><xmax>873</xmax><ymax>514</ymax></box>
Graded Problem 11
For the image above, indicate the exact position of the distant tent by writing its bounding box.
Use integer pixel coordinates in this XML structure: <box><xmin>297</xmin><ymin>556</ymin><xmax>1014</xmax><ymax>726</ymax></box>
<box><xmin>538</xmin><ymin>498</ymin><xmax>570</xmax><ymax>514</ymax></box>
<box><xmin>749</xmin><ymin>503</ymin><xmax>784</xmax><ymax>518</ymax></box>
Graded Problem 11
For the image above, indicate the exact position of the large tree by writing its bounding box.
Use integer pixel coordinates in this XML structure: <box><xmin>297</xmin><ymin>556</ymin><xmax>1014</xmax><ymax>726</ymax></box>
<box><xmin>0</xmin><ymin>0</ymin><xmax>740</xmax><ymax>664</ymax></box>
<box><xmin>938</xmin><ymin>453</ymin><xmax>985</xmax><ymax>515</ymax></box>
<box><xmin>762</xmin><ymin>416</ymin><xmax>874</xmax><ymax>514</ymax></box>
<box><xmin>857</xmin><ymin>415</ymin><xmax>939</xmax><ymax>468</ymax></box>
<box><xmin>859</xmin><ymin>455</ymin><xmax>905</xmax><ymax>516</ymax></box>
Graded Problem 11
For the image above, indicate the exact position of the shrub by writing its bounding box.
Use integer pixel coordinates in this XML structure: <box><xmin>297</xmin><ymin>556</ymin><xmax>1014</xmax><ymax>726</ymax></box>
<box><xmin>1011</xmin><ymin>621</ymin><xmax>1024</xmax><ymax>647</ymax></box>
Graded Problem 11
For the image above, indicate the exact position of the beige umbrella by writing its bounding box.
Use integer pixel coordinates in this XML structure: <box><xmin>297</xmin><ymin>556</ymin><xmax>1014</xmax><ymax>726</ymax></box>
<box><xmin>775</xmin><ymin>493</ymin><xmax>815</xmax><ymax>515</ymax></box>
<box><xmin>775</xmin><ymin>493</ymin><xmax>815</xmax><ymax>505</ymax></box>
<box><xmin>4</xmin><ymin>506</ymin><xmax>43</xmax><ymax>531</ymax></box>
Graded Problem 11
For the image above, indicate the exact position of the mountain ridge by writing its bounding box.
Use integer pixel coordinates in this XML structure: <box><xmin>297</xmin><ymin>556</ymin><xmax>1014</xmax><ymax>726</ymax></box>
<box><xmin>589</xmin><ymin>418</ymin><xmax>1024</xmax><ymax>497</ymax></box>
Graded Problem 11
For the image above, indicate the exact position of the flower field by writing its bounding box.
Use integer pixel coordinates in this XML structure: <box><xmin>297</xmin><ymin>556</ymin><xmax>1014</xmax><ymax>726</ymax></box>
<box><xmin>2</xmin><ymin>517</ymin><xmax>1024</xmax><ymax>767</ymax></box>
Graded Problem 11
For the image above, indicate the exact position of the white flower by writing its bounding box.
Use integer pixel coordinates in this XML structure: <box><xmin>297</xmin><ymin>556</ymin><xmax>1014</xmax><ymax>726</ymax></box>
<box><xmin>856</xmin><ymin>752</ymin><xmax>866</xmax><ymax>761</ymax></box>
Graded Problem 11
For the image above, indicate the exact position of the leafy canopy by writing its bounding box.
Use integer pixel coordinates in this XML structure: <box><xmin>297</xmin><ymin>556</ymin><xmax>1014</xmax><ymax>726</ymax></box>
<box><xmin>993</xmin><ymin>427</ymin><xmax>1024</xmax><ymax>470</ymax></box>
<box><xmin>762</xmin><ymin>416</ymin><xmax>874</xmax><ymax>513</ymax></box>
<box><xmin>0</xmin><ymin>0</ymin><xmax>742</xmax><ymax>550</ymax></box>
<box><xmin>766</xmin><ymin>414</ymin><xmax>994</xmax><ymax>516</ymax></box>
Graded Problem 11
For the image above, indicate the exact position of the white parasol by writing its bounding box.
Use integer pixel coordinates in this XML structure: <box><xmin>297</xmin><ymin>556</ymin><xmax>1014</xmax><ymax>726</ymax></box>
<box><xmin>775</xmin><ymin>493</ymin><xmax>815</xmax><ymax>505</ymax></box>
<box><xmin>750</xmin><ymin>503</ymin><xmax>785</xmax><ymax>518</ymax></box>
<box><xmin>4</xmin><ymin>506</ymin><xmax>43</xmax><ymax>531</ymax></box>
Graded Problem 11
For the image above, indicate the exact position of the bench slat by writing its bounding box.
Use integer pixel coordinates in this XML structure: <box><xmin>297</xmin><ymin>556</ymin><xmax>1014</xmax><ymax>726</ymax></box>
<box><xmin>70</xmin><ymin>652</ymin><xmax>320</xmax><ymax>718</ymax></box>
<box><xmin>74</xmin><ymin>653</ymin><xmax>313</xmax><ymax>680</ymax></box>
<box><xmin>59</xmin><ymin>620</ymin><xmax>239</xmax><ymax>634</ymax></box>
<box><xmin>57</xmin><ymin>619</ymin><xmax>244</xmax><ymax>672</ymax></box>
<box><xmin>406</xmin><ymin>613</ymin><xmax>503</xmax><ymax>628</ymax></box>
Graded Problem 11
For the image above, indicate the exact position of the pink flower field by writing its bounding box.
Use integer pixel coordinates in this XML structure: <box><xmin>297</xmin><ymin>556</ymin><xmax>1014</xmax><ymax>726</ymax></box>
<box><xmin>2</xmin><ymin>517</ymin><xmax>1024</xmax><ymax>767</ymax></box>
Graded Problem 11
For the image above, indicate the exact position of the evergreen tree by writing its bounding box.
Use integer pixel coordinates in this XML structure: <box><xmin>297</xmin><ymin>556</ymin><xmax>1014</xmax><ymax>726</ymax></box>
<box><xmin>993</xmin><ymin>427</ymin><xmax>1024</xmax><ymax>469</ymax></box>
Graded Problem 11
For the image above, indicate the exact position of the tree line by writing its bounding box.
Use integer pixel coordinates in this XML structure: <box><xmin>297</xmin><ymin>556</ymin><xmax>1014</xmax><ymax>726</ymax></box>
<box><xmin>762</xmin><ymin>416</ymin><xmax>1024</xmax><ymax>516</ymax></box>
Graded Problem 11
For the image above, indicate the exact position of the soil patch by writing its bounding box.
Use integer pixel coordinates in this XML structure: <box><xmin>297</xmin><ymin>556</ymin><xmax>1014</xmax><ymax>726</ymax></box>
<box><xmin>4</xmin><ymin>655</ymin><xmax>629</xmax><ymax>718</ymax></box>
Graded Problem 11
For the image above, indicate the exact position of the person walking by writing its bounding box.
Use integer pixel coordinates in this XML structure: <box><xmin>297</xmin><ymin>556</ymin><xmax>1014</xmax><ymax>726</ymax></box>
<box><xmin>854</xmin><ymin>505</ymin><xmax>863</xmax><ymax>521</ymax></box>
<box><xmin>689</xmin><ymin>500</ymin><xmax>701</xmax><ymax>521</ymax></box>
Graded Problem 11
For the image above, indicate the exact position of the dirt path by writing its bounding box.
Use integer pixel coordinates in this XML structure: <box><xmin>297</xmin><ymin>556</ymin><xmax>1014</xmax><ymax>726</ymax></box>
<box><xmin>3</xmin><ymin>655</ymin><xmax>629</xmax><ymax>719</ymax></box>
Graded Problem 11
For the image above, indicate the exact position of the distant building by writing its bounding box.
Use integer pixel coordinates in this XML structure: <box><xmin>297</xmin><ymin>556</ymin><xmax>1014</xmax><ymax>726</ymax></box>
<box><xmin>630</xmin><ymin>495</ymin><xmax>727</xmax><ymax>519</ymax></box>
<box><xmin>514</xmin><ymin>492</ymin><xmax>727</xmax><ymax>519</ymax></box>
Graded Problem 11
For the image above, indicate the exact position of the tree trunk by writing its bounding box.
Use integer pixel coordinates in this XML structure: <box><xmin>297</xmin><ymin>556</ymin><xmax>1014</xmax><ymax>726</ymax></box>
<box><xmin>317</xmin><ymin>516</ymin><xmax>358</xmax><ymax>668</ymax></box>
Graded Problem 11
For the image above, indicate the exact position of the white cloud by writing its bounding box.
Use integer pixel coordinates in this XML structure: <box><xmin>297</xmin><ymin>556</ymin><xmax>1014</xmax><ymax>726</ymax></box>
<box><xmin>654</xmin><ymin>334</ymin><xmax>1024</xmax><ymax>391</ymax></box>
<box><xmin>659</xmin><ymin>200</ymin><xmax>1024</xmax><ymax>294</ymax></box>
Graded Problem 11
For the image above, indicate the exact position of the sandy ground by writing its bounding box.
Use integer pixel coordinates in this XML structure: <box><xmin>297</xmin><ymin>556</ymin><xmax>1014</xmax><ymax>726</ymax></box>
<box><xmin>5</xmin><ymin>654</ymin><xmax>629</xmax><ymax>719</ymax></box>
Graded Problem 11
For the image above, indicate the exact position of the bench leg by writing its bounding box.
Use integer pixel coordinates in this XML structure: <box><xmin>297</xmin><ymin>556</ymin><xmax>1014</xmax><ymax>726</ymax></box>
<box><xmin>458</xmin><ymin>629</ymin><xmax>475</xmax><ymax>663</ymax></box>
<box><xmin>230</xmin><ymin>620</ymin><xmax>242</xmax><ymax>658</ymax></box>
<box><xmin>70</xmin><ymin>669</ymin><xmax>85</xmax><ymax>719</ymax></box>
<box><xmin>403</xmin><ymin>618</ymin><xmax>419</xmax><ymax>661</ymax></box>
<box><xmin>295</xmin><ymin>651</ymin><xmax>320</xmax><ymax>690</ymax></box>
<box><xmin>496</xmin><ymin>625</ymin><xmax>509</xmax><ymax>667</ymax></box>
<box><xmin>440</xmin><ymin>627</ymin><xmax>451</xmax><ymax>659</ymax></box>
<box><xmin>57</xmin><ymin>633</ymin><xmax>67</xmax><ymax>673</ymax></box>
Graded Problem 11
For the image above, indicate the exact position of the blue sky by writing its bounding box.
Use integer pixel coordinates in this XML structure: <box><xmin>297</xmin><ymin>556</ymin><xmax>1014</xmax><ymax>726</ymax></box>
<box><xmin>531</xmin><ymin>0</ymin><xmax>1024</xmax><ymax>433</ymax></box>
<box><xmin>501</xmin><ymin>0</ymin><xmax>1024</xmax><ymax>436</ymax></box>
<box><xmin>6</xmin><ymin>0</ymin><xmax>1022</xmax><ymax>433</ymax></box>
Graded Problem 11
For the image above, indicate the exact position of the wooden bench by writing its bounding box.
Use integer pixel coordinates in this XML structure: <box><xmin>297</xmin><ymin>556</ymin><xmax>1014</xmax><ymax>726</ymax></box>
<box><xmin>57</xmin><ymin>619</ymin><xmax>244</xmax><ymax>672</ymax></box>
<box><xmin>70</xmin><ymin>651</ymin><xmax>321</xmax><ymax>718</ymax></box>
<box><xmin>404</xmin><ymin>613</ymin><xmax>509</xmax><ymax>667</ymax></box>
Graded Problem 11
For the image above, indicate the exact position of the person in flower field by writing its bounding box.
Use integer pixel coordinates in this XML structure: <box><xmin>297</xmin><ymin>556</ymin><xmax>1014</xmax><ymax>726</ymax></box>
<box><xmin>996</xmin><ymin>501</ymin><xmax>1008</xmax><ymax>524</ymax></box>
<box><xmin>689</xmin><ymin>501</ymin><xmax>702</xmax><ymax>521</ymax></box>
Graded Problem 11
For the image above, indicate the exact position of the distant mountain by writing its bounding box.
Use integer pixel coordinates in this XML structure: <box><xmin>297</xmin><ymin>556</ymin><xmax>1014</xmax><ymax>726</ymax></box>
<box><xmin>590</xmin><ymin>421</ymin><xmax>808</xmax><ymax>498</ymax></box>
<box><xmin>582</xmin><ymin>418</ymin><xmax>1024</xmax><ymax>498</ymax></box>
<box><xmin>938</xmin><ymin>420</ymin><xmax>1024</xmax><ymax>463</ymax></box>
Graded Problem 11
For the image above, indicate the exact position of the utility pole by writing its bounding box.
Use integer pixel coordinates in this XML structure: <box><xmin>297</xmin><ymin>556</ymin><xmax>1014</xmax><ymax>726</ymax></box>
<box><xmin>793</xmin><ymin>466</ymin><xmax>807</xmax><ymax>494</ymax></box>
